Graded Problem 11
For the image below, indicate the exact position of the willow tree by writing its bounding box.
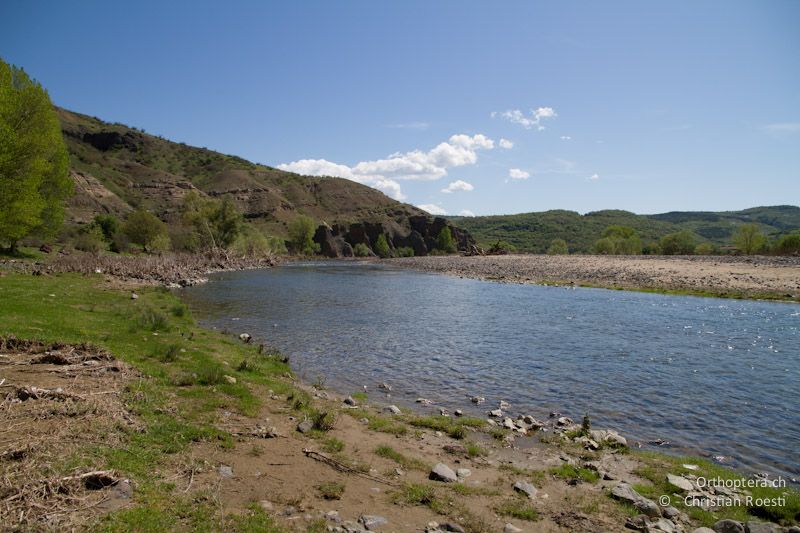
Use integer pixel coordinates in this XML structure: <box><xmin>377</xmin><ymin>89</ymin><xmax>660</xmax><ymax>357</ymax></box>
<box><xmin>0</xmin><ymin>59</ymin><xmax>71</xmax><ymax>251</ymax></box>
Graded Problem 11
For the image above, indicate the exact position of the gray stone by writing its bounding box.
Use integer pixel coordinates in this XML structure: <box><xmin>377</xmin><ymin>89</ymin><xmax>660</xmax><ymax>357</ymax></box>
<box><xmin>341</xmin><ymin>520</ymin><xmax>368</xmax><ymax>533</ymax></box>
<box><xmin>513</xmin><ymin>480</ymin><xmax>538</xmax><ymax>499</ymax></box>
<box><xmin>384</xmin><ymin>405</ymin><xmax>401</xmax><ymax>415</ymax></box>
<box><xmin>454</xmin><ymin>409</ymin><xmax>463</xmax><ymax>417</ymax></box>
<box><xmin>456</xmin><ymin>468</ymin><xmax>471</xmax><ymax>478</ymax></box>
<box><xmin>239</xmin><ymin>333</ymin><xmax>251</xmax><ymax>343</ymax></box>
<box><xmin>693</xmin><ymin>529</ymin><xmax>716</xmax><ymax>533</ymax></box>
<box><xmin>359</xmin><ymin>515</ymin><xmax>388</xmax><ymax>530</ymax></box>
<box><xmin>712</xmin><ymin>520</ymin><xmax>745</xmax><ymax>533</ymax></box>
<box><xmin>611</xmin><ymin>483</ymin><xmax>660</xmax><ymax>518</ymax></box>
<box><xmin>223</xmin><ymin>375</ymin><xmax>237</xmax><ymax>384</ymax></box>
<box><xmin>667</xmin><ymin>473</ymin><xmax>694</xmax><ymax>492</ymax></box>
<box><xmin>647</xmin><ymin>518</ymin><xmax>677</xmax><ymax>533</ymax></box>
<box><xmin>440</xmin><ymin>523</ymin><xmax>465</xmax><ymax>533</ymax></box>
<box><xmin>504</xmin><ymin>524</ymin><xmax>522</xmax><ymax>533</ymax></box>
<box><xmin>470</xmin><ymin>396</ymin><xmax>485</xmax><ymax>404</ymax></box>
<box><xmin>218</xmin><ymin>465</ymin><xmax>233</xmax><ymax>478</ymax></box>
<box><xmin>744</xmin><ymin>522</ymin><xmax>781</xmax><ymax>533</ymax></box>
<box><xmin>430</xmin><ymin>463</ymin><xmax>458</xmax><ymax>483</ymax></box>
<box><xmin>131</xmin><ymin>292</ymin><xmax>138</xmax><ymax>300</ymax></box>
<box><xmin>296</xmin><ymin>419</ymin><xmax>314</xmax><ymax>433</ymax></box>
<box><xmin>343</xmin><ymin>396</ymin><xmax>357</xmax><ymax>406</ymax></box>
<box><xmin>662</xmin><ymin>506</ymin><xmax>681</xmax><ymax>519</ymax></box>
<box><xmin>489</xmin><ymin>408</ymin><xmax>503</xmax><ymax>417</ymax></box>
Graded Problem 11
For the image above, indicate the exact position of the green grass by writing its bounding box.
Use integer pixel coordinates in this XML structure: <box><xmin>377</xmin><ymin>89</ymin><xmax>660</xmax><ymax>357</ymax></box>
<box><xmin>550</xmin><ymin>464</ymin><xmax>600</xmax><ymax>483</ymax></box>
<box><xmin>495</xmin><ymin>497</ymin><xmax>540</xmax><ymax>521</ymax></box>
<box><xmin>405</xmin><ymin>415</ymin><xmax>483</xmax><ymax>439</ymax></box>
<box><xmin>629</xmin><ymin>451</ymin><xmax>800</xmax><ymax>527</ymax></box>
<box><xmin>374</xmin><ymin>445</ymin><xmax>429</xmax><ymax>471</ymax></box>
<box><xmin>465</xmin><ymin>441</ymin><xmax>488</xmax><ymax>457</ymax></box>
<box><xmin>322</xmin><ymin>437</ymin><xmax>345</xmax><ymax>453</ymax></box>
<box><xmin>0</xmin><ymin>272</ymin><xmax>294</xmax><ymax>530</ymax></box>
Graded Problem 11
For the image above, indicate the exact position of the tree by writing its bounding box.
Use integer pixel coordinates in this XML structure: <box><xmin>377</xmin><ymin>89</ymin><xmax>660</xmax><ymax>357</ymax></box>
<box><xmin>773</xmin><ymin>233</ymin><xmax>800</xmax><ymax>255</ymax></box>
<box><xmin>547</xmin><ymin>238</ymin><xmax>568</xmax><ymax>255</ymax></box>
<box><xmin>660</xmin><ymin>230</ymin><xmax>696</xmax><ymax>255</ymax></box>
<box><xmin>374</xmin><ymin>233</ymin><xmax>390</xmax><ymax>258</ymax></box>
<box><xmin>0</xmin><ymin>59</ymin><xmax>72</xmax><ymax>251</ymax></box>
<box><xmin>93</xmin><ymin>214</ymin><xmax>120</xmax><ymax>241</ymax></box>
<box><xmin>595</xmin><ymin>225</ymin><xmax>642</xmax><ymax>255</ymax></box>
<box><xmin>181</xmin><ymin>191</ymin><xmax>242</xmax><ymax>250</ymax></box>
<box><xmin>436</xmin><ymin>227</ymin><xmax>457</xmax><ymax>253</ymax></box>
<box><xmin>694</xmin><ymin>242</ymin><xmax>715</xmax><ymax>255</ymax></box>
<box><xmin>123</xmin><ymin>209</ymin><xmax>168</xmax><ymax>252</ymax></box>
<box><xmin>733</xmin><ymin>223</ymin><xmax>766</xmax><ymax>255</ymax></box>
<box><xmin>288</xmin><ymin>215</ymin><xmax>318</xmax><ymax>255</ymax></box>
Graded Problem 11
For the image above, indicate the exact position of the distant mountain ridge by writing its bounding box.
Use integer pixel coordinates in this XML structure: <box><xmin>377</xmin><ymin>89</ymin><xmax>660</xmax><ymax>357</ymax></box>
<box><xmin>58</xmin><ymin>107</ymin><xmax>430</xmax><ymax>237</ymax></box>
<box><xmin>449</xmin><ymin>206</ymin><xmax>800</xmax><ymax>253</ymax></box>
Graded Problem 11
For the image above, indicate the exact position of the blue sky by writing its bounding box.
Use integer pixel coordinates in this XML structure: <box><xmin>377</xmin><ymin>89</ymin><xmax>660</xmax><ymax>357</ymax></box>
<box><xmin>2</xmin><ymin>1</ymin><xmax>798</xmax><ymax>216</ymax></box>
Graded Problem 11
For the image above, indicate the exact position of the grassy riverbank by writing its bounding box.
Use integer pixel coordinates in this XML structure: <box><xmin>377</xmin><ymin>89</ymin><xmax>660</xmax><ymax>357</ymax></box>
<box><xmin>0</xmin><ymin>271</ymin><xmax>797</xmax><ymax>531</ymax></box>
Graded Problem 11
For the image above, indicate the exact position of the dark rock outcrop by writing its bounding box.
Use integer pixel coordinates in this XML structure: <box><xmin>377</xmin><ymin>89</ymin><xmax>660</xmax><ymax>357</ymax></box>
<box><xmin>312</xmin><ymin>217</ymin><xmax>475</xmax><ymax>257</ymax></box>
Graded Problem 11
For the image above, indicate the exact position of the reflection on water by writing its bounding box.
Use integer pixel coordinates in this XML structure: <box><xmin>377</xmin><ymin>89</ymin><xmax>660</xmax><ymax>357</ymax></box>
<box><xmin>181</xmin><ymin>261</ymin><xmax>799</xmax><ymax>480</ymax></box>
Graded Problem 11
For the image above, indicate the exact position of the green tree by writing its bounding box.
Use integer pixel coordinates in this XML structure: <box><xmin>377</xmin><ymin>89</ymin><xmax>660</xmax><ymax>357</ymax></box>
<box><xmin>181</xmin><ymin>191</ymin><xmax>242</xmax><ymax>250</ymax></box>
<box><xmin>288</xmin><ymin>215</ymin><xmax>319</xmax><ymax>255</ymax></box>
<box><xmin>0</xmin><ymin>59</ymin><xmax>72</xmax><ymax>251</ymax></box>
<box><xmin>374</xmin><ymin>233</ymin><xmax>391</xmax><ymax>258</ymax></box>
<box><xmin>123</xmin><ymin>209</ymin><xmax>168</xmax><ymax>252</ymax></box>
<box><xmin>353</xmin><ymin>242</ymin><xmax>371</xmax><ymax>257</ymax></box>
<box><xmin>595</xmin><ymin>225</ymin><xmax>642</xmax><ymax>255</ymax></box>
<box><xmin>773</xmin><ymin>233</ymin><xmax>800</xmax><ymax>255</ymax></box>
<box><xmin>436</xmin><ymin>227</ymin><xmax>457</xmax><ymax>253</ymax></box>
<box><xmin>93</xmin><ymin>214</ymin><xmax>120</xmax><ymax>241</ymax></box>
<box><xmin>547</xmin><ymin>238</ymin><xmax>569</xmax><ymax>255</ymax></box>
<box><xmin>694</xmin><ymin>242</ymin><xmax>715</xmax><ymax>255</ymax></box>
<box><xmin>660</xmin><ymin>230</ymin><xmax>696</xmax><ymax>255</ymax></box>
<box><xmin>733</xmin><ymin>223</ymin><xmax>766</xmax><ymax>255</ymax></box>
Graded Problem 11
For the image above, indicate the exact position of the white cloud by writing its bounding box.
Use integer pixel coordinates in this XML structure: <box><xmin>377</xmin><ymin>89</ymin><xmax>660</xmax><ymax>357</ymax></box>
<box><xmin>492</xmin><ymin>107</ymin><xmax>557</xmax><ymax>130</ymax></box>
<box><xmin>417</xmin><ymin>203</ymin><xmax>447</xmax><ymax>215</ymax></box>
<box><xmin>508</xmin><ymin>168</ymin><xmax>530</xmax><ymax>180</ymax></box>
<box><xmin>499</xmin><ymin>138</ymin><xmax>514</xmax><ymax>149</ymax></box>
<box><xmin>459</xmin><ymin>209</ymin><xmax>476</xmax><ymax>217</ymax></box>
<box><xmin>560</xmin><ymin>135</ymin><xmax>572</xmax><ymax>140</ymax></box>
<box><xmin>588</xmin><ymin>173</ymin><xmax>600</xmax><ymax>181</ymax></box>
<box><xmin>441</xmin><ymin>180</ymin><xmax>474</xmax><ymax>193</ymax></box>
<box><xmin>278</xmin><ymin>133</ymin><xmax>495</xmax><ymax>201</ymax></box>
<box><xmin>762</xmin><ymin>122</ymin><xmax>800</xmax><ymax>135</ymax></box>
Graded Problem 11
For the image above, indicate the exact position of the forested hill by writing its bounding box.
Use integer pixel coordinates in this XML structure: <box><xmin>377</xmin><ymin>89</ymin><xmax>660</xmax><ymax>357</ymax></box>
<box><xmin>59</xmin><ymin>108</ymin><xmax>427</xmax><ymax>237</ymax></box>
<box><xmin>448</xmin><ymin>206</ymin><xmax>800</xmax><ymax>253</ymax></box>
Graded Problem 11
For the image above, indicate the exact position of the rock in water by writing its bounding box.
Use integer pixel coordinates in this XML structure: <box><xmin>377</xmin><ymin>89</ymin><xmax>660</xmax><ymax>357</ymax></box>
<box><xmin>429</xmin><ymin>463</ymin><xmax>458</xmax><ymax>483</ymax></box>
<box><xmin>513</xmin><ymin>480</ymin><xmax>537</xmax><ymax>499</ymax></box>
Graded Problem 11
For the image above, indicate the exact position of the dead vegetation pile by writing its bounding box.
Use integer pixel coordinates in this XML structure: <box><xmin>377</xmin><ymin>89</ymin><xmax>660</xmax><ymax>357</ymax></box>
<box><xmin>0</xmin><ymin>336</ymin><xmax>140</xmax><ymax>529</ymax></box>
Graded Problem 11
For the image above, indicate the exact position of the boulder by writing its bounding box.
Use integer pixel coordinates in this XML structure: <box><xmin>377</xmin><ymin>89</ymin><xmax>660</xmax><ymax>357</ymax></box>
<box><xmin>611</xmin><ymin>483</ymin><xmax>661</xmax><ymax>518</ymax></box>
<box><xmin>513</xmin><ymin>480</ymin><xmax>537</xmax><ymax>499</ymax></box>
<box><xmin>296</xmin><ymin>419</ymin><xmax>313</xmax><ymax>433</ymax></box>
<box><xmin>429</xmin><ymin>463</ymin><xmax>458</xmax><ymax>483</ymax></box>
<box><xmin>383</xmin><ymin>405</ymin><xmax>401</xmax><ymax>415</ymax></box>
<box><xmin>744</xmin><ymin>523</ymin><xmax>781</xmax><ymax>533</ymax></box>
<box><xmin>648</xmin><ymin>518</ymin><xmax>677</xmax><ymax>532</ymax></box>
<box><xmin>359</xmin><ymin>515</ymin><xmax>388</xmax><ymax>530</ymax></box>
<box><xmin>504</xmin><ymin>524</ymin><xmax>522</xmax><ymax>533</ymax></box>
<box><xmin>712</xmin><ymin>520</ymin><xmax>745</xmax><ymax>533</ymax></box>
<box><xmin>667</xmin><ymin>474</ymin><xmax>694</xmax><ymax>492</ymax></box>
<box><xmin>343</xmin><ymin>396</ymin><xmax>357</xmax><ymax>406</ymax></box>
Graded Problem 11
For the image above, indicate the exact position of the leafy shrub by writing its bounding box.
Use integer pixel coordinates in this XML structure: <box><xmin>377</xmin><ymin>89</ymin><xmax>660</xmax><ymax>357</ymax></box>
<box><xmin>488</xmin><ymin>240</ymin><xmax>516</xmax><ymax>254</ymax></box>
<box><xmin>374</xmin><ymin>233</ymin><xmax>391</xmax><ymax>258</ymax></box>
<box><xmin>288</xmin><ymin>215</ymin><xmax>319</xmax><ymax>255</ymax></box>
<box><xmin>230</xmin><ymin>224</ymin><xmax>270</xmax><ymax>257</ymax></box>
<box><xmin>694</xmin><ymin>242</ymin><xmax>715</xmax><ymax>255</ymax></box>
<box><xmin>733</xmin><ymin>223</ymin><xmax>766</xmax><ymax>255</ymax></box>
<box><xmin>774</xmin><ymin>233</ymin><xmax>800</xmax><ymax>255</ymax></box>
<box><xmin>74</xmin><ymin>225</ymin><xmax>106</xmax><ymax>253</ymax></box>
<box><xmin>660</xmin><ymin>230</ymin><xmax>697</xmax><ymax>255</ymax></box>
<box><xmin>317</xmin><ymin>481</ymin><xmax>345</xmax><ymax>500</ymax></box>
<box><xmin>547</xmin><ymin>238</ymin><xmax>568</xmax><ymax>255</ymax></box>
<box><xmin>123</xmin><ymin>209</ymin><xmax>169</xmax><ymax>253</ymax></box>
<box><xmin>353</xmin><ymin>243</ymin><xmax>371</xmax><ymax>257</ymax></box>
<box><xmin>594</xmin><ymin>226</ymin><xmax>641</xmax><ymax>255</ymax></box>
<box><xmin>395</xmin><ymin>246</ymin><xmax>414</xmax><ymax>257</ymax></box>
<box><xmin>436</xmin><ymin>227</ymin><xmax>457</xmax><ymax>253</ymax></box>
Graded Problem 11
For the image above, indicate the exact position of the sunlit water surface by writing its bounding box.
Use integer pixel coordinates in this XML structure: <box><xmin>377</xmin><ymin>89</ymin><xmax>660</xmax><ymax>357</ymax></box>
<box><xmin>182</xmin><ymin>262</ymin><xmax>799</xmax><ymax>480</ymax></box>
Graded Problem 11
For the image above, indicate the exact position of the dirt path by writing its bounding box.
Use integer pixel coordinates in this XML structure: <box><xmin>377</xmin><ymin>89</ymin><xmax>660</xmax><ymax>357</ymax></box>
<box><xmin>386</xmin><ymin>255</ymin><xmax>800</xmax><ymax>300</ymax></box>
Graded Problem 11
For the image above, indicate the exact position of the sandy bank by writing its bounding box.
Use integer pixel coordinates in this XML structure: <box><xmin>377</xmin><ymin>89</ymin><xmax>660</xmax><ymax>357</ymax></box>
<box><xmin>386</xmin><ymin>255</ymin><xmax>800</xmax><ymax>301</ymax></box>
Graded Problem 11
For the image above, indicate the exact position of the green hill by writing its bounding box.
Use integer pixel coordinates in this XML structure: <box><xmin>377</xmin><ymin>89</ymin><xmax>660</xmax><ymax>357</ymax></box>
<box><xmin>449</xmin><ymin>206</ymin><xmax>800</xmax><ymax>253</ymax></box>
<box><xmin>59</xmin><ymin>108</ymin><xmax>428</xmax><ymax>238</ymax></box>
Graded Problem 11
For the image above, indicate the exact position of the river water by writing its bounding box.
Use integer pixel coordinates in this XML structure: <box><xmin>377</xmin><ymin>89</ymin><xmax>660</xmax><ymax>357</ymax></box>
<box><xmin>181</xmin><ymin>261</ymin><xmax>799</xmax><ymax>481</ymax></box>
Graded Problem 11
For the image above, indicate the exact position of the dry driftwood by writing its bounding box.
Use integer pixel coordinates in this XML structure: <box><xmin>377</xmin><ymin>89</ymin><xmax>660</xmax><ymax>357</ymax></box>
<box><xmin>14</xmin><ymin>386</ymin><xmax>86</xmax><ymax>402</ymax></box>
